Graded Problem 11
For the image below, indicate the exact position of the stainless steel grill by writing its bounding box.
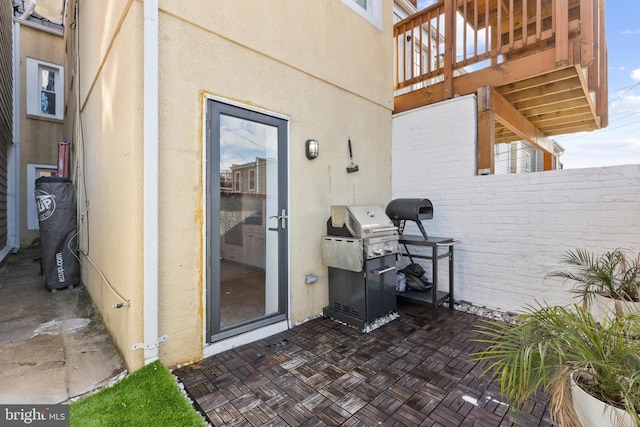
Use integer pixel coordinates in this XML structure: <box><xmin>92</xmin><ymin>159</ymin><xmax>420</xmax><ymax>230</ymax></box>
<box><xmin>323</xmin><ymin>205</ymin><xmax>400</xmax><ymax>269</ymax></box>
<box><xmin>322</xmin><ymin>205</ymin><xmax>399</xmax><ymax>330</ymax></box>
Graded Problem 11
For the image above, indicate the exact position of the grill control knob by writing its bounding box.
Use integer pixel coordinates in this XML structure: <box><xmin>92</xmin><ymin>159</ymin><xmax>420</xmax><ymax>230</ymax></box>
<box><xmin>384</xmin><ymin>245</ymin><xmax>394</xmax><ymax>253</ymax></box>
<box><xmin>373</xmin><ymin>248</ymin><xmax>383</xmax><ymax>256</ymax></box>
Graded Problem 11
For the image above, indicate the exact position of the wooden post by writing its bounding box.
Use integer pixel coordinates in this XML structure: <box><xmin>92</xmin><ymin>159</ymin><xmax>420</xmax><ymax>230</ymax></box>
<box><xmin>489</xmin><ymin>0</ymin><xmax>498</xmax><ymax>66</ymax></box>
<box><xmin>555</xmin><ymin>0</ymin><xmax>569</xmax><ymax>66</ymax></box>
<box><xmin>544</xmin><ymin>152</ymin><xmax>554</xmax><ymax>171</ymax></box>
<box><xmin>597</xmin><ymin>0</ymin><xmax>608</xmax><ymax>127</ymax></box>
<box><xmin>580</xmin><ymin>0</ymin><xmax>594</xmax><ymax>68</ymax></box>
<box><xmin>443</xmin><ymin>0</ymin><xmax>454</xmax><ymax>98</ymax></box>
<box><xmin>477</xmin><ymin>86</ymin><xmax>495</xmax><ymax>175</ymax></box>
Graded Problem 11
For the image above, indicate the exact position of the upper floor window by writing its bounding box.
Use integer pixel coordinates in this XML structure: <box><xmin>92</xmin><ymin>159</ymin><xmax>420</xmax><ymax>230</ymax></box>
<box><xmin>340</xmin><ymin>0</ymin><xmax>382</xmax><ymax>30</ymax></box>
<box><xmin>26</xmin><ymin>58</ymin><xmax>64</xmax><ymax>121</ymax></box>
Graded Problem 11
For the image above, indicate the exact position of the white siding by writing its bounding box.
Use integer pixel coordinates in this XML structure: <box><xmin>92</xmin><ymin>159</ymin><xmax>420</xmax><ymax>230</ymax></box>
<box><xmin>494</xmin><ymin>143</ymin><xmax>510</xmax><ymax>175</ymax></box>
<box><xmin>0</xmin><ymin>0</ymin><xmax>12</xmax><ymax>259</ymax></box>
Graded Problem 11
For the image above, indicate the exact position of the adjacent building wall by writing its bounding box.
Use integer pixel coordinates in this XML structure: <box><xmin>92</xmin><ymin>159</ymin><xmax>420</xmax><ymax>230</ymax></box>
<box><xmin>392</xmin><ymin>95</ymin><xmax>640</xmax><ymax>312</ymax></box>
<box><xmin>64</xmin><ymin>0</ymin><xmax>146</xmax><ymax>369</ymax></box>
<box><xmin>67</xmin><ymin>0</ymin><xmax>394</xmax><ymax>370</ymax></box>
<box><xmin>17</xmin><ymin>25</ymin><xmax>64</xmax><ymax>247</ymax></box>
<box><xmin>0</xmin><ymin>0</ymin><xmax>12</xmax><ymax>262</ymax></box>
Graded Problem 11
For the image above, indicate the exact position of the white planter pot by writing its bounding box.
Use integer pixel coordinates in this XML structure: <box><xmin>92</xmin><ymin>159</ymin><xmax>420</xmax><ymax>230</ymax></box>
<box><xmin>571</xmin><ymin>374</ymin><xmax>635</xmax><ymax>427</ymax></box>
<box><xmin>590</xmin><ymin>294</ymin><xmax>640</xmax><ymax>324</ymax></box>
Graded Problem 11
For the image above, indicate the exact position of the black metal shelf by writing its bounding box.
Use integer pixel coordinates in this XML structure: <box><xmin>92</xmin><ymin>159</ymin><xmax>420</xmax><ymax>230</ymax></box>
<box><xmin>395</xmin><ymin>234</ymin><xmax>457</xmax><ymax>321</ymax></box>
<box><xmin>397</xmin><ymin>289</ymin><xmax>450</xmax><ymax>305</ymax></box>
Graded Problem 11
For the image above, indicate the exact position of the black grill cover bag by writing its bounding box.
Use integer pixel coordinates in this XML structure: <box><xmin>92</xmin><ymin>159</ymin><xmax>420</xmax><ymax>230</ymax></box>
<box><xmin>35</xmin><ymin>177</ymin><xmax>80</xmax><ymax>290</ymax></box>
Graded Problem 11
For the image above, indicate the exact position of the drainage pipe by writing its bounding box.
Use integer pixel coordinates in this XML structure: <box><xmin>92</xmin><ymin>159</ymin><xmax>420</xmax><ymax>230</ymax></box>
<box><xmin>143</xmin><ymin>0</ymin><xmax>160</xmax><ymax>365</ymax></box>
<box><xmin>7</xmin><ymin>21</ymin><xmax>21</xmax><ymax>254</ymax></box>
<box><xmin>19</xmin><ymin>0</ymin><xmax>36</xmax><ymax>20</ymax></box>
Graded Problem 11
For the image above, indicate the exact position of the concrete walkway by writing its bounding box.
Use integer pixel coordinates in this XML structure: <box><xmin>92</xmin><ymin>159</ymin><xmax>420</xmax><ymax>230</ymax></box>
<box><xmin>0</xmin><ymin>247</ymin><xmax>126</xmax><ymax>404</ymax></box>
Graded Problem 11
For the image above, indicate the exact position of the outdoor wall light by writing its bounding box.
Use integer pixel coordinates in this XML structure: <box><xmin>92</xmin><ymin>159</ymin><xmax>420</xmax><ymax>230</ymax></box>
<box><xmin>305</xmin><ymin>139</ymin><xmax>319</xmax><ymax>160</ymax></box>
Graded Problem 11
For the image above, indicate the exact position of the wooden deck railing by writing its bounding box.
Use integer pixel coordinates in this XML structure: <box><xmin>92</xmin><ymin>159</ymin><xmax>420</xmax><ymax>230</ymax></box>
<box><xmin>394</xmin><ymin>0</ymin><xmax>598</xmax><ymax>94</ymax></box>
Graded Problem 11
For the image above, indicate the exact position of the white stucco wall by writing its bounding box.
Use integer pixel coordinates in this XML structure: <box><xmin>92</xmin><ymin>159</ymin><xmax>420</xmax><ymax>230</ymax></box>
<box><xmin>68</xmin><ymin>0</ymin><xmax>395</xmax><ymax>370</ymax></box>
<box><xmin>64</xmin><ymin>0</ymin><xmax>146</xmax><ymax>370</ymax></box>
<box><xmin>392</xmin><ymin>95</ymin><xmax>640</xmax><ymax>313</ymax></box>
<box><xmin>156</xmin><ymin>1</ymin><xmax>394</xmax><ymax>366</ymax></box>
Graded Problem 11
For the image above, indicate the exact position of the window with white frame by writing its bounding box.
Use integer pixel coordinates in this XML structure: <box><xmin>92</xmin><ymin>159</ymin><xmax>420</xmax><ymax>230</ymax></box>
<box><xmin>248</xmin><ymin>169</ymin><xmax>256</xmax><ymax>192</ymax></box>
<box><xmin>26</xmin><ymin>58</ymin><xmax>64</xmax><ymax>120</ymax></box>
<box><xmin>234</xmin><ymin>171</ymin><xmax>241</xmax><ymax>192</ymax></box>
<box><xmin>27</xmin><ymin>164</ymin><xmax>57</xmax><ymax>229</ymax></box>
<box><xmin>524</xmin><ymin>152</ymin><xmax>532</xmax><ymax>172</ymax></box>
<box><xmin>340</xmin><ymin>0</ymin><xmax>382</xmax><ymax>30</ymax></box>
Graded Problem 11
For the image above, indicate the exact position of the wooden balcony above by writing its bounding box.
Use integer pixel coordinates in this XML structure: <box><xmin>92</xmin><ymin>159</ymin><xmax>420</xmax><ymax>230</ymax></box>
<box><xmin>394</xmin><ymin>0</ymin><xmax>607</xmax><ymax>171</ymax></box>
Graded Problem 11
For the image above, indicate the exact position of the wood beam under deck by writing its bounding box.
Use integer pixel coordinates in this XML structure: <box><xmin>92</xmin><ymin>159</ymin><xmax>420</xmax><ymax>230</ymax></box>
<box><xmin>496</xmin><ymin>65</ymin><xmax>601</xmax><ymax>138</ymax></box>
<box><xmin>477</xmin><ymin>86</ymin><xmax>555</xmax><ymax>174</ymax></box>
<box><xmin>394</xmin><ymin>0</ymin><xmax>607</xmax><ymax>174</ymax></box>
<box><xmin>395</xmin><ymin>48</ymin><xmax>558</xmax><ymax>114</ymax></box>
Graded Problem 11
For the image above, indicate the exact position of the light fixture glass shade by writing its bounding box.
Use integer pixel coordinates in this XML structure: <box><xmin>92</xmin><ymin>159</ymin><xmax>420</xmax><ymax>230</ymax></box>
<box><xmin>305</xmin><ymin>139</ymin><xmax>319</xmax><ymax>159</ymax></box>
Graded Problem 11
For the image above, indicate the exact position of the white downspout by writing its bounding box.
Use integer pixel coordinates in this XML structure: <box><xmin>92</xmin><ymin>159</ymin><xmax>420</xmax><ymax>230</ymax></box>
<box><xmin>143</xmin><ymin>0</ymin><xmax>160</xmax><ymax>365</ymax></box>
<box><xmin>20</xmin><ymin>0</ymin><xmax>37</xmax><ymax>20</ymax></box>
<box><xmin>7</xmin><ymin>21</ymin><xmax>22</xmax><ymax>254</ymax></box>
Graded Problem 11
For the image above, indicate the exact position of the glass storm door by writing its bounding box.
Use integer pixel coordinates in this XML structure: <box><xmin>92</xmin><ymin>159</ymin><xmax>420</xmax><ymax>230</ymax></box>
<box><xmin>207</xmin><ymin>100</ymin><xmax>288</xmax><ymax>342</ymax></box>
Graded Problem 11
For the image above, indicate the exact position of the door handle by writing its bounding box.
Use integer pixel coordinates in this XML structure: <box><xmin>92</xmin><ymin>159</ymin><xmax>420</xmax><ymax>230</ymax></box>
<box><xmin>373</xmin><ymin>266</ymin><xmax>397</xmax><ymax>275</ymax></box>
<box><xmin>269</xmin><ymin>209</ymin><xmax>288</xmax><ymax>230</ymax></box>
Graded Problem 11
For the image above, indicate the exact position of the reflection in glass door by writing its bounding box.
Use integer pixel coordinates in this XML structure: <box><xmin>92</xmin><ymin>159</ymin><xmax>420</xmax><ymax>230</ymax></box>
<box><xmin>207</xmin><ymin>100</ymin><xmax>288</xmax><ymax>342</ymax></box>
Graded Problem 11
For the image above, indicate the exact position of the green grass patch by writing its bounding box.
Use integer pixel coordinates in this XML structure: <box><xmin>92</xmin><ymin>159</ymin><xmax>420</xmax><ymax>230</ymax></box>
<box><xmin>70</xmin><ymin>360</ymin><xmax>205</xmax><ymax>427</ymax></box>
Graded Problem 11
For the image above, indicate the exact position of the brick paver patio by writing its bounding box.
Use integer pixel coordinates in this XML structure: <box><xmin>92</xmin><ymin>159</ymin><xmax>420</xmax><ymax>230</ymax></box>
<box><xmin>175</xmin><ymin>302</ymin><xmax>553</xmax><ymax>426</ymax></box>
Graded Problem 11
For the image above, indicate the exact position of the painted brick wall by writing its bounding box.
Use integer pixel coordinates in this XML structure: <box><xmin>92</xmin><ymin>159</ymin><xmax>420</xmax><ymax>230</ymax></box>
<box><xmin>392</xmin><ymin>95</ymin><xmax>640</xmax><ymax>313</ymax></box>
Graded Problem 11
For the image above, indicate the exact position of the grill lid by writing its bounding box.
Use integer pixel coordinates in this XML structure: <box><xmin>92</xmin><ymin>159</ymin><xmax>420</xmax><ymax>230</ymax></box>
<box><xmin>330</xmin><ymin>205</ymin><xmax>396</xmax><ymax>238</ymax></box>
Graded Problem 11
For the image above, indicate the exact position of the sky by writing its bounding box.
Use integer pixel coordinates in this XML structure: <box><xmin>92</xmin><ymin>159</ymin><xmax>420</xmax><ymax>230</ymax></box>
<box><xmin>417</xmin><ymin>0</ymin><xmax>640</xmax><ymax>169</ymax></box>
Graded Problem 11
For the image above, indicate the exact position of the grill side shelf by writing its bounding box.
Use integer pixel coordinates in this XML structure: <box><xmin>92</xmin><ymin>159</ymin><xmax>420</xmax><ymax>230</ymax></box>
<box><xmin>395</xmin><ymin>234</ymin><xmax>458</xmax><ymax>322</ymax></box>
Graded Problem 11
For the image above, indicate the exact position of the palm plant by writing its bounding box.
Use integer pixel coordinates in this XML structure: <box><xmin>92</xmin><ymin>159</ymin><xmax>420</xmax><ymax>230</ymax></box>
<box><xmin>473</xmin><ymin>304</ymin><xmax>640</xmax><ymax>426</ymax></box>
<box><xmin>547</xmin><ymin>248</ymin><xmax>640</xmax><ymax>308</ymax></box>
